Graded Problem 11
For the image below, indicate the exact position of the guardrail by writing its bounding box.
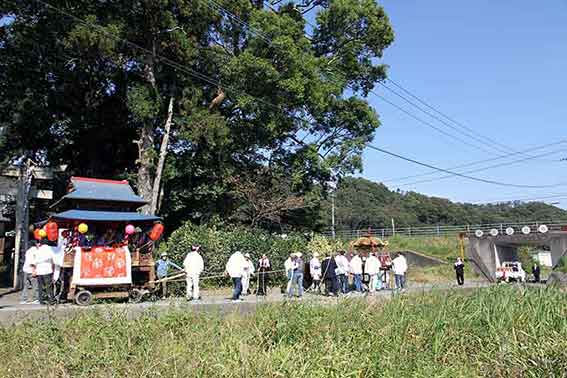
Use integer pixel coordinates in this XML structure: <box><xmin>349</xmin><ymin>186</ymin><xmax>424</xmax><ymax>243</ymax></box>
<box><xmin>322</xmin><ymin>220</ymin><xmax>567</xmax><ymax>239</ymax></box>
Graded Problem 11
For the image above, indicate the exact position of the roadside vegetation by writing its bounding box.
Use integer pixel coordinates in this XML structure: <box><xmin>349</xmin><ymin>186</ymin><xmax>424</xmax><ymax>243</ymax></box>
<box><xmin>0</xmin><ymin>286</ymin><xmax>565</xmax><ymax>377</ymax></box>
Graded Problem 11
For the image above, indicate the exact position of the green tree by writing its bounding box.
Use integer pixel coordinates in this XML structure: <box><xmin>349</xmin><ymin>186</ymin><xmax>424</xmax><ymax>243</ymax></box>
<box><xmin>1</xmin><ymin>0</ymin><xmax>394</xmax><ymax>228</ymax></box>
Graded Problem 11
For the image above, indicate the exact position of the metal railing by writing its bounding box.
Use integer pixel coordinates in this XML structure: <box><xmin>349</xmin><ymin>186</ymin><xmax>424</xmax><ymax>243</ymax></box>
<box><xmin>322</xmin><ymin>220</ymin><xmax>567</xmax><ymax>239</ymax></box>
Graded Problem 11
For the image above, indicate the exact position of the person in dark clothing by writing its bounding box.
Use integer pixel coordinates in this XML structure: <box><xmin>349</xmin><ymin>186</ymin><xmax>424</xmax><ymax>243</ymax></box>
<box><xmin>532</xmin><ymin>263</ymin><xmax>541</xmax><ymax>283</ymax></box>
<box><xmin>321</xmin><ymin>255</ymin><xmax>339</xmax><ymax>296</ymax></box>
<box><xmin>454</xmin><ymin>257</ymin><xmax>465</xmax><ymax>286</ymax></box>
<box><xmin>257</xmin><ymin>254</ymin><xmax>270</xmax><ymax>296</ymax></box>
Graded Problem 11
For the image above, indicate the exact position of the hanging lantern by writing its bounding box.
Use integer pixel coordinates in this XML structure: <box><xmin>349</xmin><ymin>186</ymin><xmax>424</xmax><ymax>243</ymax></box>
<box><xmin>46</xmin><ymin>222</ymin><xmax>59</xmax><ymax>241</ymax></box>
<box><xmin>78</xmin><ymin>223</ymin><xmax>89</xmax><ymax>234</ymax></box>
<box><xmin>149</xmin><ymin>223</ymin><xmax>164</xmax><ymax>241</ymax></box>
<box><xmin>33</xmin><ymin>229</ymin><xmax>43</xmax><ymax>240</ymax></box>
<box><xmin>125</xmin><ymin>224</ymin><xmax>136</xmax><ymax>235</ymax></box>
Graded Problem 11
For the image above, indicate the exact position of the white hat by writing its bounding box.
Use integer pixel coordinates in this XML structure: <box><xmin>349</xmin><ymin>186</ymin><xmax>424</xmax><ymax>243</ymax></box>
<box><xmin>313</xmin><ymin>252</ymin><xmax>320</xmax><ymax>257</ymax></box>
<box><xmin>244</xmin><ymin>253</ymin><xmax>251</xmax><ymax>258</ymax></box>
<box><xmin>161</xmin><ymin>252</ymin><xmax>168</xmax><ymax>257</ymax></box>
<box><xmin>295</xmin><ymin>252</ymin><xmax>303</xmax><ymax>258</ymax></box>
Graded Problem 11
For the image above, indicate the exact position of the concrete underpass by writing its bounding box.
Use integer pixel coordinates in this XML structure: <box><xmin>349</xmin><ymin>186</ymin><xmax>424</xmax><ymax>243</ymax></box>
<box><xmin>467</xmin><ymin>231</ymin><xmax>567</xmax><ymax>282</ymax></box>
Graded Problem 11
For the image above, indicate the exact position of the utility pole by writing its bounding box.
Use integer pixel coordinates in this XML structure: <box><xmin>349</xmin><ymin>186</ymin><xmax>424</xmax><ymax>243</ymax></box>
<box><xmin>391</xmin><ymin>218</ymin><xmax>396</xmax><ymax>236</ymax></box>
<box><xmin>328</xmin><ymin>173</ymin><xmax>339</xmax><ymax>239</ymax></box>
<box><xmin>331</xmin><ymin>191</ymin><xmax>336</xmax><ymax>239</ymax></box>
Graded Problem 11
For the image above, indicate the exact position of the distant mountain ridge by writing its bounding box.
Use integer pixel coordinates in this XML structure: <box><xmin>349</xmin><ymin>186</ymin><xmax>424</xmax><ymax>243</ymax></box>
<box><xmin>321</xmin><ymin>177</ymin><xmax>567</xmax><ymax>230</ymax></box>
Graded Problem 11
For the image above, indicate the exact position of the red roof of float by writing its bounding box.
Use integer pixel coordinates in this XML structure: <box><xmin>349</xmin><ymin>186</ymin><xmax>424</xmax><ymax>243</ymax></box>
<box><xmin>71</xmin><ymin>177</ymin><xmax>129</xmax><ymax>185</ymax></box>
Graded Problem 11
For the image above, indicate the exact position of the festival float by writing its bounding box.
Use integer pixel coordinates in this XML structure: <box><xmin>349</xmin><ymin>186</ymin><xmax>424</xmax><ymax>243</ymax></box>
<box><xmin>42</xmin><ymin>177</ymin><xmax>164</xmax><ymax>305</ymax></box>
<box><xmin>350</xmin><ymin>232</ymin><xmax>392</xmax><ymax>285</ymax></box>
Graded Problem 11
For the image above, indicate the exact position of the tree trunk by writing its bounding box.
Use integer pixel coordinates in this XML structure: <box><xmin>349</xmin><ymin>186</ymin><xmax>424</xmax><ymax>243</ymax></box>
<box><xmin>137</xmin><ymin>124</ymin><xmax>155</xmax><ymax>215</ymax></box>
<box><xmin>149</xmin><ymin>96</ymin><xmax>174</xmax><ymax>215</ymax></box>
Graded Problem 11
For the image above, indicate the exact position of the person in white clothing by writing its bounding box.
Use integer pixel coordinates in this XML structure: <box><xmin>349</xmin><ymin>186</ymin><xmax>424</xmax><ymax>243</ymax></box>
<box><xmin>308</xmin><ymin>252</ymin><xmax>322</xmax><ymax>293</ymax></box>
<box><xmin>284</xmin><ymin>253</ymin><xmax>295</xmax><ymax>294</ymax></box>
<box><xmin>241</xmin><ymin>253</ymin><xmax>255</xmax><ymax>295</ymax></box>
<box><xmin>20</xmin><ymin>243</ymin><xmax>39</xmax><ymax>304</ymax></box>
<box><xmin>183</xmin><ymin>245</ymin><xmax>204</xmax><ymax>301</ymax></box>
<box><xmin>365</xmin><ymin>252</ymin><xmax>381</xmax><ymax>293</ymax></box>
<box><xmin>392</xmin><ymin>253</ymin><xmax>408</xmax><ymax>290</ymax></box>
<box><xmin>334</xmin><ymin>251</ymin><xmax>349</xmax><ymax>293</ymax></box>
<box><xmin>349</xmin><ymin>253</ymin><xmax>363</xmax><ymax>292</ymax></box>
<box><xmin>34</xmin><ymin>243</ymin><xmax>55</xmax><ymax>304</ymax></box>
<box><xmin>225</xmin><ymin>251</ymin><xmax>247</xmax><ymax>301</ymax></box>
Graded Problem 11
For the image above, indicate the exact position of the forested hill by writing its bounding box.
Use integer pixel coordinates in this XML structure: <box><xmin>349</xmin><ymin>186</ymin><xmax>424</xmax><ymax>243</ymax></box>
<box><xmin>320</xmin><ymin>177</ymin><xmax>567</xmax><ymax>230</ymax></box>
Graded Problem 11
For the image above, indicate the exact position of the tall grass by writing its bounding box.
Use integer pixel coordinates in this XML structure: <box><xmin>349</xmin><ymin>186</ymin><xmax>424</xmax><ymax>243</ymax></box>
<box><xmin>0</xmin><ymin>286</ymin><xmax>565</xmax><ymax>377</ymax></box>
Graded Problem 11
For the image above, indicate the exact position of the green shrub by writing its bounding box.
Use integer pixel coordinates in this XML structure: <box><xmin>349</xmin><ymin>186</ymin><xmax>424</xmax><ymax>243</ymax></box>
<box><xmin>162</xmin><ymin>223</ymin><xmax>310</xmax><ymax>286</ymax></box>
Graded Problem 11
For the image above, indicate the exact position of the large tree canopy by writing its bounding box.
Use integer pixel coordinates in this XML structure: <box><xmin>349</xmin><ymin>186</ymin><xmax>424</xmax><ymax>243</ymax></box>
<box><xmin>0</xmin><ymin>0</ymin><xmax>394</xmax><ymax>228</ymax></box>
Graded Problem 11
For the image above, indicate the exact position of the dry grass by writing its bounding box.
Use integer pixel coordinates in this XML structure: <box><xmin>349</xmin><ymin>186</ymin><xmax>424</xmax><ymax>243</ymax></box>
<box><xmin>0</xmin><ymin>286</ymin><xmax>566</xmax><ymax>377</ymax></box>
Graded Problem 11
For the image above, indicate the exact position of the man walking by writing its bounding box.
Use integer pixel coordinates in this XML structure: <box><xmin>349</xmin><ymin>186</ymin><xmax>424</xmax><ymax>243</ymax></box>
<box><xmin>34</xmin><ymin>241</ymin><xmax>55</xmax><ymax>305</ymax></box>
<box><xmin>335</xmin><ymin>251</ymin><xmax>349</xmax><ymax>294</ymax></box>
<box><xmin>156</xmin><ymin>252</ymin><xmax>182</xmax><ymax>299</ymax></box>
<box><xmin>20</xmin><ymin>242</ymin><xmax>39</xmax><ymax>304</ymax></box>
<box><xmin>257</xmin><ymin>254</ymin><xmax>270</xmax><ymax>296</ymax></box>
<box><xmin>349</xmin><ymin>252</ymin><xmax>363</xmax><ymax>292</ymax></box>
<box><xmin>241</xmin><ymin>253</ymin><xmax>255</xmax><ymax>296</ymax></box>
<box><xmin>226</xmin><ymin>250</ymin><xmax>246</xmax><ymax>302</ymax></box>
<box><xmin>532</xmin><ymin>263</ymin><xmax>541</xmax><ymax>283</ymax></box>
<box><xmin>284</xmin><ymin>253</ymin><xmax>295</xmax><ymax>294</ymax></box>
<box><xmin>392</xmin><ymin>253</ymin><xmax>408</xmax><ymax>291</ymax></box>
<box><xmin>365</xmin><ymin>252</ymin><xmax>381</xmax><ymax>293</ymax></box>
<box><xmin>454</xmin><ymin>257</ymin><xmax>465</xmax><ymax>286</ymax></box>
<box><xmin>321</xmin><ymin>254</ymin><xmax>339</xmax><ymax>296</ymax></box>
<box><xmin>309</xmin><ymin>252</ymin><xmax>322</xmax><ymax>293</ymax></box>
<box><xmin>288</xmin><ymin>253</ymin><xmax>304</xmax><ymax>298</ymax></box>
<box><xmin>183</xmin><ymin>245</ymin><xmax>204</xmax><ymax>301</ymax></box>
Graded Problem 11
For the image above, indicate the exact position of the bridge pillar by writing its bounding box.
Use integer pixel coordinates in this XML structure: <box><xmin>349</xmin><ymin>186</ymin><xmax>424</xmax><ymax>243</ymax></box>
<box><xmin>550</xmin><ymin>236</ymin><xmax>567</xmax><ymax>267</ymax></box>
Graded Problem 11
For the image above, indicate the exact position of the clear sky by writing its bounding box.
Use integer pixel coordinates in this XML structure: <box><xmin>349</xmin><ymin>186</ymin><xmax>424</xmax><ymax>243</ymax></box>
<box><xmin>361</xmin><ymin>0</ymin><xmax>567</xmax><ymax>207</ymax></box>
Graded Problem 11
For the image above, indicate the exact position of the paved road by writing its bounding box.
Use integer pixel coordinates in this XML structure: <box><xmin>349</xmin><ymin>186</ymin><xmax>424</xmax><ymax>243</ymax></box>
<box><xmin>0</xmin><ymin>281</ymin><xmax>490</xmax><ymax>325</ymax></box>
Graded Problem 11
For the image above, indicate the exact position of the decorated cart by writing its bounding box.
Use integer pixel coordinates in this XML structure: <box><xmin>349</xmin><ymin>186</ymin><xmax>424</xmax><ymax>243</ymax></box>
<box><xmin>350</xmin><ymin>234</ymin><xmax>392</xmax><ymax>287</ymax></box>
<box><xmin>43</xmin><ymin>177</ymin><xmax>164</xmax><ymax>305</ymax></box>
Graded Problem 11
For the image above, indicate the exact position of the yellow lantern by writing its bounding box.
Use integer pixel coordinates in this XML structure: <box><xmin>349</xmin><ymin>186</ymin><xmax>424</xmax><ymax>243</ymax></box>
<box><xmin>38</xmin><ymin>229</ymin><xmax>47</xmax><ymax>239</ymax></box>
<box><xmin>78</xmin><ymin>223</ymin><xmax>89</xmax><ymax>234</ymax></box>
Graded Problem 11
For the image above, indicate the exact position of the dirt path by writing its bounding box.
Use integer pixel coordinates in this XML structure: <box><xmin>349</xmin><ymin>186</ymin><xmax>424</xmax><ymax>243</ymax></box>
<box><xmin>0</xmin><ymin>281</ymin><xmax>491</xmax><ymax>325</ymax></box>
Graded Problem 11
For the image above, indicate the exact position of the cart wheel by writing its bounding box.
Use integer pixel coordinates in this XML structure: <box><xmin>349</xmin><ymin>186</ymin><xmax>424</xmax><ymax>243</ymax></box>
<box><xmin>75</xmin><ymin>290</ymin><xmax>93</xmax><ymax>306</ymax></box>
<box><xmin>129</xmin><ymin>288</ymin><xmax>145</xmax><ymax>303</ymax></box>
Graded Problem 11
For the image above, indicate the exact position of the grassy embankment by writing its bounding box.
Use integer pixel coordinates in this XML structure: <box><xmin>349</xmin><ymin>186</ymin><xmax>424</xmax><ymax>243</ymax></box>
<box><xmin>0</xmin><ymin>286</ymin><xmax>565</xmax><ymax>377</ymax></box>
<box><xmin>386</xmin><ymin>235</ymin><xmax>479</xmax><ymax>283</ymax></box>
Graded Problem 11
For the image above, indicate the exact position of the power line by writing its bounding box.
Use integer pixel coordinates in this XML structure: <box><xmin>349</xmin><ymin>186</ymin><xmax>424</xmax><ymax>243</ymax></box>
<box><xmin>377</xmin><ymin>82</ymin><xmax>511</xmax><ymax>155</ymax></box>
<box><xmin>386</xmin><ymin>77</ymin><xmax>521</xmax><ymax>154</ymax></box>
<box><xmin>382</xmin><ymin>140</ymin><xmax>567</xmax><ymax>183</ymax></box>
<box><xmin>367</xmin><ymin>144</ymin><xmax>567</xmax><ymax>189</ymax></box>
<box><xmin>397</xmin><ymin>147</ymin><xmax>567</xmax><ymax>187</ymax></box>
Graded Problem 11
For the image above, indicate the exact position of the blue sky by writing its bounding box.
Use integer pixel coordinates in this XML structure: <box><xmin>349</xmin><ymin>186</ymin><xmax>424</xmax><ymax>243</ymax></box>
<box><xmin>360</xmin><ymin>0</ymin><xmax>567</xmax><ymax>206</ymax></box>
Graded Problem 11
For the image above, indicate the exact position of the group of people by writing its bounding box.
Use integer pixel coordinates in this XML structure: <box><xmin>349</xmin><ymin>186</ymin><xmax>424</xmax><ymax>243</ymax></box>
<box><xmin>20</xmin><ymin>238</ymin><xmax>415</xmax><ymax>305</ymax></box>
<box><xmin>20</xmin><ymin>240</ymin><xmax>57</xmax><ymax>305</ymax></box>
<box><xmin>281</xmin><ymin>250</ymin><xmax>409</xmax><ymax>299</ymax></box>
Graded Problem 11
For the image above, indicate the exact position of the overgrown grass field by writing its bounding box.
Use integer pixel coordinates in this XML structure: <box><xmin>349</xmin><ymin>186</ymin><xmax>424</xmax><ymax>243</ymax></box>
<box><xmin>1</xmin><ymin>286</ymin><xmax>566</xmax><ymax>377</ymax></box>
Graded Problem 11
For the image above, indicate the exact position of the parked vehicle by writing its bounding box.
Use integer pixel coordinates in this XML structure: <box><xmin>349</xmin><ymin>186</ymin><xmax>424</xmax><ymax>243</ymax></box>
<box><xmin>496</xmin><ymin>262</ymin><xmax>526</xmax><ymax>283</ymax></box>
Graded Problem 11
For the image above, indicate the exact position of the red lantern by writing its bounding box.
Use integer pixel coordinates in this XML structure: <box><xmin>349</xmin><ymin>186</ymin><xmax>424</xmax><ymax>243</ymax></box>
<box><xmin>33</xmin><ymin>229</ymin><xmax>43</xmax><ymax>240</ymax></box>
<box><xmin>149</xmin><ymin>223</ymin><xmax>164</xmax><ymax>241</ymax></box>
<box><xmin>46</xmin><ymin>221</ymin><xmax>59</xmax><ymax>242</ymax></box>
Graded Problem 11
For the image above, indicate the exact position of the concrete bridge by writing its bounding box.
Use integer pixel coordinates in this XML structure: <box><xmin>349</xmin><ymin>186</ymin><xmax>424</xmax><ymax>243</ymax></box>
<box><xmin>467</xmin><ymin>231</ymin><xmax>567</xmax><ymax>282</ymax></box>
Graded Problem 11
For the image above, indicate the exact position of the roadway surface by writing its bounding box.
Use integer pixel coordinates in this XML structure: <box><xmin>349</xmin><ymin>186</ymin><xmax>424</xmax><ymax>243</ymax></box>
<box><xmin>0</xmin><ymin>281</ymin><xmax>491</xmax><ymax>325</ymax></box>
